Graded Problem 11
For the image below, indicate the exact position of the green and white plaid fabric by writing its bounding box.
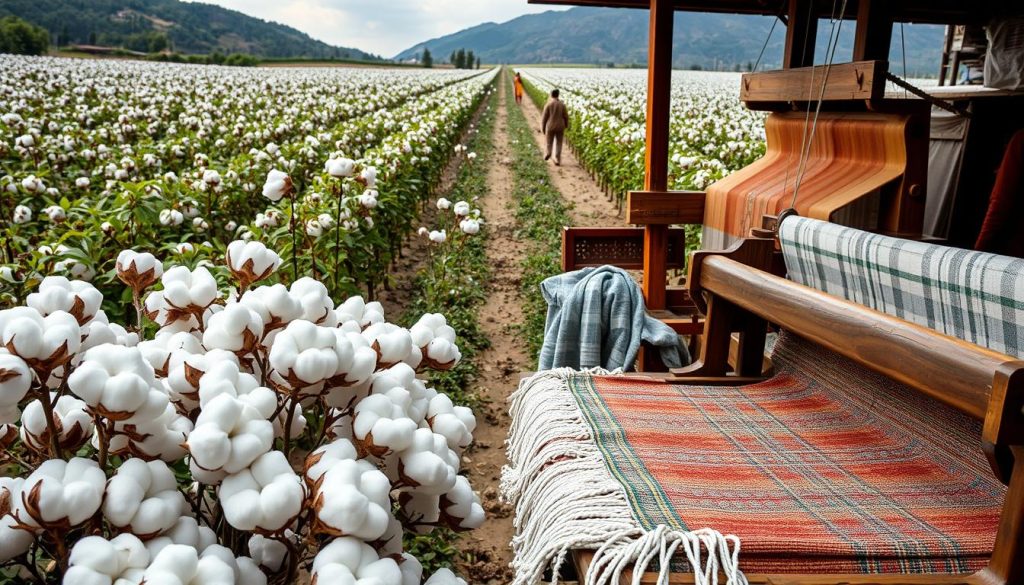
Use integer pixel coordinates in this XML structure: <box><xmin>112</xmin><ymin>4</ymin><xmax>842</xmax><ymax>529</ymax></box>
<box><xmin>780</xmin><ymin>216</ymin><xmax>1024</xmax><ymax>358</ymax></box>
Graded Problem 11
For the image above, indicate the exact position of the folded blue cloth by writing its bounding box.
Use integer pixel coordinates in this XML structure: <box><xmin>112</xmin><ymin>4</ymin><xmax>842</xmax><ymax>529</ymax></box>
<box><xmin>538</xmin><ymin>265</ymin><xmax>688</xmax><ymax>371</ymax></box>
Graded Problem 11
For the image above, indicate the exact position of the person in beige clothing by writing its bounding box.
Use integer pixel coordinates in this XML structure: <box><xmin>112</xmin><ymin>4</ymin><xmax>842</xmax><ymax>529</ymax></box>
<box><xmin>541</xmin><ymin>89</ymin><xmax>570</xmax><ymax>165</ymax></box>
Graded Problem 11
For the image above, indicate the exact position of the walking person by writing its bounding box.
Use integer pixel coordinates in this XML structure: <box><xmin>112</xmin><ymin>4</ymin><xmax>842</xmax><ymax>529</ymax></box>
<box><xmin>513</xmin><ymin>72</ymin><xmax>524</xmax><ymax>104</ymax></box>
<box><xmin>541</xmin><ymin>89</ymin><xmax>569</xmax><ymax>166</ymax></box>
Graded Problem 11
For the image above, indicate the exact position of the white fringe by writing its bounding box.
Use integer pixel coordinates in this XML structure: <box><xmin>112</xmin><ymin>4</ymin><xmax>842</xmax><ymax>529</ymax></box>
<box><xmin>501</xmin><ymin>369</ymin><xmax>747</xmax><ymax>585</ymax></box>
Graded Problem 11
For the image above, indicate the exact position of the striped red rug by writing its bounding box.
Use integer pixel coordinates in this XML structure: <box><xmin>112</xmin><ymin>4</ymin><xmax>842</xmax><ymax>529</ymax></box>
<box><xmin>568</xmin><ymin>333</ymin><xmax>1006</xmax><ymax>574</ymax></box>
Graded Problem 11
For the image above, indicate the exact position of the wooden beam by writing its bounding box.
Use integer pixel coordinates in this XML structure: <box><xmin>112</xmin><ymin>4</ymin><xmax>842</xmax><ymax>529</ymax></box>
<box><xmin>853</xmin><ymin>0</ymin><xmax>893</xmax><ymax>62</ymax></box>
<box><xmin>692</xmin><ymin>255</ymin><xmax>1012</xmax><ymax>419</ymax></box>
<box><xmin>561</xmin><ymin>227</ymin><xmax>689</xmax><ymax>272</ymax></box>
<box><xmin>783</xmin><ymin>0</ymin><xmax>818</xmax><ymax>69</ymax></box>
<box><xmin>740</xmin><ymin>60</ymin><xmax>886</xmax><ymax>104</ymax></box>
<box><xmin>627</xmin><ymin>191</ymin><xmax>705</xmax><ymax>225</ymax></box>
<box><xmin>642</xmin><ymin>0</ymin><xmax>674</xmax><ymax>310</ymax></box>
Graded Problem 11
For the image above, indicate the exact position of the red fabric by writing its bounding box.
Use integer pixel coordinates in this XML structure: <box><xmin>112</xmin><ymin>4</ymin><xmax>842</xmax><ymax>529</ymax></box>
<box><xmin>976</xmin><ymin>130</ymin><xmax>1024</xmax><ymax>256</ymax></box>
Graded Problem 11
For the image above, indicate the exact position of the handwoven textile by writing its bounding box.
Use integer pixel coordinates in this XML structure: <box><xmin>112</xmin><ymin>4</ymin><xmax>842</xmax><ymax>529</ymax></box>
<box><xmin>780</xmin><ymin>215</ymin><xmax>1024</xmax><ymax>357</ymax></box>
<box><xmin>567</xmin><ymin>333</ymin><xmax>1005</xmax><ymax>574</ymax></box>
<box><xmin>538</xmin><ymin>265</ymin><xmax>686</xmax><ymax>371</ymax></box>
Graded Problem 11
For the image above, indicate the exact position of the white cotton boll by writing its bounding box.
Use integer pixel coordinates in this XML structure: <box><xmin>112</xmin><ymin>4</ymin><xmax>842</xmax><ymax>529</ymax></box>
<box><xmin>425</xmin><ymin>337</ymin><xmax>461</xmax><ymax>369</ymax></box>
<box><xmin>68</xmin><ymin>344</ymin><xmax>165</xmax><ymax>421</ymax></box>
<box><xmin>427</xmin><ymin>394</ymin><xmax>476</xmax><ymax>451</ymax></box>
<box><xmin>268</xmin><ymin>320</ymin><xmax>341</xmax><ymax>388</ymax></box>
<box><xmin>236</xmin><ymin>555</ymin><xmax>268</xmax><ymax>585</ymax></box>
<box><xmin>372</xmin><ymin>363</ymin><xmax>432</xmax><ymax>422</ymax></box>
<box><xmin>80</xmin><ymin>316</ymin><xmax>139</xmax><ymax>354</ymax></box>
<box><xmin>304</xmin><ymin>438</ymin><xmax>359</xmax><ymax>485</ymax></box>
<box><xmin>312</xmin><ymin>458</ymin><xmax>392</xmax><ymax>540</ymax></box>
<box><xmin>0</xmin><ymin>307</ymin><xmax>82</xmax><ymax>365</ymax></box>
<box><xmin>138</xmin><ymin>330</ymin><xmax>202</xmax><ymax>377</ymax></box>
<box><xmin>289</xmin><ymin>278</ymin><xmax>335</xmax><ymax>325</ymax></box>
<box><xmin>202</xmin><ymin>170</ymin><xmax>221</xmax><ymax>186</ymax></box>
<box><xmin>189</xmin><ymin>393</ymin><xmax>274</xmax><ymax>480</ymax></box>
<box><xmin>66</xmin><ymin>534</ymin><xmax>149</xmax><ymax>585</ymax></box>
<box><xmin>158</xmin><ymin>209</ymin><xmax>184</xmax><ymax>227</ymax></box>
<box><xmin>399</xmin><ymin>553</ymin><xmax>423</xmax><ymax>585</ymax></box>
<box><xmin>435</xmin><ymin>198</ymin><xmax>451</xmax><ymax>211</ymax></box>
<box><xmin>358</xmin><ymin>192</ymin><xmax>377</xmax><ymax>209</ymax></box>
<box><xmin>248</xmin><ymin>534</ymin><xmax>288</xmax><ymax>573</ymax></box>
<box><xmin>26</xmin><ymin>276</ymin><xmax>103</xmax><ymax>325</ymax></box>
<box><xmin>202</xmin><ymin>304</ymin><xmax>264</xmax><ymax>354</ymax></box>
<box><xmin>397</xmin><ymin>428</ymin><xmax>459</xmax><ymax>495</ymax></box>
<box><xmin>453</xmin><ymin>201</ymin><xmax>470</xmax><ymax>217</ymax></box>
<box><xmin>428</xmin><ymin>230</ymin><xmax>446</xmax><ymax>244</ymax></box>
<box><xmin>198</xmin><ymin>361</ymin><xmax>277</xmax><ymax>420</ymax></box>
<box><xmin>12</xmin><ymin>204</ymin><xmax>31</xmax><ymax>224</ymax></box>
<box><xmin>143</xmin><ymin>291</ymin><xmax>197</xmax><ymax>331</ymax></box>
<box><xmin>20</xmin><ymin>393</ymin><xmax>93</xmax><ymax>454</ymax></box>
<box><xmin>144</xmin><ymin>544</ymin><xmax>236</xmax><ymax>585</ymax></box>
<box><xmin>325</xmin><ymin>157</ymin><xmax>355</xmax><ymax>178</ymax></box>
<box><xmin>20</xmin><ymin>458</ymin><xmax>105</xmax><ymax>528</ymax></box>
<box><xmin>167</xmin><ymin>348</ymin><xmax>239</xmax><ymax>410</ymax></box>
<box><xmin>103</xmin><ymin>459</ymin><xmax>185</xmax><ymax>537</ymax></box>
<box><xmin>424</xmin><ymin>568</ymin><xmax>469</xmax><ymax>585</ymax></box>
<box><xmin>145</xmin><ymin>516</ymin><xmax>216</xmax><ymax>561</ymax></box>
<box><xmin>239</xmin><ymin>284</ymin><xmax>303</xmax><ymax>337</ymax></box>
<box><xmin>398</xmin><ymin>492</ymin><xmax>440</xmax><ymax>535</ymax></box>
<box><xmin>459</xmin><ymin>218</ymin><xmax>480</xmax><ymax>235</ymax></box>
<box><xmin>305</xmin><ymin>219</ymin><xmax>324</xmax><ymax>237</ymax></box>
<box><xmin>441</xmin><ymin>475</ymin><xmax>485</xmax><ymax>531</ymax></box>
<box><xmin>360</xmin><ymin>166</ymin><xmax>377</xmax><ymax>188</ymax></box>
<box><xmin>311</xmin><ymin>537</ymin><xmax>400</xmax><ymax>584</ymax></box>
<box><xmin>226</xmin><ymin>240</ymin><xmax>281</xmax><ymax>286</ymax></box>
<box><xmin>112</xmin><ymin>402</ymin><xmax>192</xmax><ymax>462</ymax></box>
<box><xmin>0</xmin><ymin>480</ymin><xmax>32</xmax><ymax>563</ymax></box>
<box><xmin>219</xmin><ymin>451</ymin><xmax>305</xmax><ymax>533</ymax></box>
<box><xmin>352</xmin><ymin>394</ymin><xmax>417</xmax><ymax>456</ymax></box>
<box><xmin>262</xmin><ymin>169</ymin><xmax>290</xmax><ymax>202</ymax></box>
<box><xmin>0</xmin><ymin>352</ymin><xmax>31</xmax><ymax>409</ymax></box>
<box><xmin>161</xmin><ymin>266</ymin><xmax>219</xmax><ymax>311</ymax></box>
<box><xmin>362</xmin><ymin>323</ymin><xmax>413</xmax><ymax>367</ymax></box>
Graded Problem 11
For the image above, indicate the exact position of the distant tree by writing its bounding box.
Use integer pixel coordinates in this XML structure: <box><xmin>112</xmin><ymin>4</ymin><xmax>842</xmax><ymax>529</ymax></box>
<box><xmin>746</xmin><ymin>60</ymin><xmax>754</xmax><ymax>72</ymax></box>
<box><xmin>0</xmin><ymin>16</ymin><xmax>49</xmax><ymax>55</ymax></box>
<box><xmin>465</xmin><ymin>50</ymin><xmax>475</xmax><ymax>69</ymax></box>
<box><xmin>475</xmin><ymin>56</ymin><xmax>481</xmax><ymax>69</ymax></box>
<box><xmin>455</xmin><ymin>48</ymin><xmax>466</xmax><ymax>69</ymax></box>
<box><xmin>422</xmin><ymin>47</ymin><xmax>433</xmax><ymax>68</ymax></box>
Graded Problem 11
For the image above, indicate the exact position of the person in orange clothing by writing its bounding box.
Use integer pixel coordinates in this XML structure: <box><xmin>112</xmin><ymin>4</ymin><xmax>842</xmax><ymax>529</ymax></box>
<box><xmin>513</xmin><ymin>72</ymin><xmax>524</xmax><ymax>104</ymax></box>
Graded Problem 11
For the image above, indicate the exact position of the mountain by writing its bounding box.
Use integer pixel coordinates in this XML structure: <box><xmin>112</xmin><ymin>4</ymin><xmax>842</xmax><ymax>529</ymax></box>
<box><xmin>395</xmin><ymin>7</ymin><xmax>945</xmax><ymax>76</ymax></box>
<box><xmin>0</xmin><ymin>0</ymin><xmax>379</xmax><ymax>60</ymax></box>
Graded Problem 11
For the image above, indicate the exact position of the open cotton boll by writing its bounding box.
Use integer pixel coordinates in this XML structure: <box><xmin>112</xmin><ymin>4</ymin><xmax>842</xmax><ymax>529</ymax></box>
<box><xmin>0</xmin><ymin>307</ymin><xmax>81</xmax><ymax>368</ymax></box>
<box><xmin>262</xmin><ymin>169</ymin><xmax>290</xmax><ymax>202</ymax></box>
<box><xmin>144</xmin><ymin>516</ymin><xmax>217</xmax><ymax>561</ymax></box>
<box><xmin>202</xmin><ymin>304</ymin><xmax>264</xmax><ymax>355</ymax></box>
<box><xmin>167</xmin><ymin>348</ymin><xmax>239</xmax><ymax>410</ymax></box>
<box><xmin>188</xmin><ymin>393</ymin><xmax>274</xmax><ymax>482</ymax></box>
<box><xmin>143</xmin><ymin>544</ymin><xmax>236</xmax><ymax>585</ymax></box>
<box><xmin>20</xmin><ymin>457</ymin><xmax>105</xmax><ymax>528</ymax></box>
<box><xmin>427</xmin><ymin>393</ymin><xmax>476</xmax><ymax>451</ymax></box>
<box><xmin>116</xmin><ymin>250</ymin><xmax>163</xmax><ymax>291</ymax></box>
<box><xmin>440</xmin><ymin>475</ymin><xmax>485</xmax><ymax>531</ymax></box>
<box><xmin>398</xmin><ymin>492</ymin><xmax>440</xmax><ymax>535</ymax></box>
<box><xmin>105</xmin><ymin>401</ymin><xmax>192</xmax><ymax>462</ymax></box>
<box><xmin>139</xmin><ymin>330</ymin><xmax>202</xmax><ymax>377</ymax></box>
<box><xmin>103</xmin><ymin>459</ymin><xmax>185</xmax><ymax>537</ymax></box>
<box><xmin>268</xmin><ymin>320</ymin><xmax>343</xmax><ymax>388</ymax></box>
<box><xmin>200</xmin><ymin>545</ymin><xmax>267</xmax><ymax>585</ymax></box>
<box><xmin>161</xmin><ymin>265</ymin><xmax>219</xmax><ymax>312</ymax></box>
<box><xmin>399</xmin><ymin>553</ymin><xmax>423</xmax><ymax>585</ymax></box>
<box><xmin>20</xmin><ymin>393</ymin><xmax>93</xmax><ymax>454</ymax></box>
<box><xmin>0</xmin><ymin>352</ymin><xmax>31</xmax><ymax>409</ymax></box>
<box><xmin>198</xmin><ymin>361</ymin><xmax>277</xmax><ymax>420</ymax></box>
<box><xmin>68</xmin><ymin>344</ymin><xmax>167</xmax><ymax>422</ymax></box>
<box><xmin>311</xmin><ymin>537</ymin><xmax>402</xmax><ymax>585</ymax></box>
<box><xmin>239</xmin><ymin>284</ymin><xmax>303</xmax><ymax>341</ymax></box>
<box><xmin>424</xmin><ymin>337</ymin><xmax>461</xmax><ymax>370</ymax></box>
<box><xmin>248</xmin><ymin>534</ymin><xmax>288</xmax><ymax>573</ymax></box>
<box><xmin>26</xmin><ymin>276</ymin><xmax>103</xmax><ymax>325</ymax></box>
<box><xmin>219</xmin><ymin>450</ymin><xmax>305</xmax><ymax>533</ymax></box>
<box><xmin>396</xmin><ymin>428</ymin><xmax>459</xmax><ymax>495</ymax></box>
<box><xmin>143</xmin><ymin>291</ymin><xmax>199</xmax><ymax>331</ymax></box>
<box><xmin>334</xmin><ymin>296</ymin><xmax>385</xmax><ymax>329</ymax></box>
<box><xmin>312</xmin><ymin>458</ymin><xmax>392</xmax><ymax>540</ymax></box>
<box><xmin>304</xmin><ymin>438</ymin><xmax>358</xmax><ymax>485</ymax></box>
<box><xmin>0</xmin><ymin>478</ymin><xmax>33</xmax><ymax>563</ymax></box>
<box><xmin>226</xmin><ymin>240</ymin><xmax>281</xmax><ymax>287</ymax></box>
<box><xmin>424</xmin><ymin>568</ymin><xmax>469</xmax><ymax>585</ymax></box>
<box><xmin>326</xmin><ymin>331</ymin><xmax>376</xmax><ymax>395</ymax></box>
<box><xmin>65</xmin><ymin>534</ymin><xmax>149</xmax><ymax>585</ymax></box>
<box><xmin>362</xmin><ymin>323</ymin><xmax>414</xmax><ymax>368</ymax></box>
<box><xmin>80</xmin><ymin>315</ymin><xmax>139</xmax><ymax>354</ymax></box>
<box><xmin>372</xmin><ymin>363</ymin><xmax>433</xmax><ymax>423</ymax></box>
<box><xmin>289</xmin><ymin>278</ymin><xmax>336</xmax><ymax>326</ymax></box>
<box><xmin>352</xmin><ymin>394</ymin><xmax>417</xmax><ymax>457</ymax></box>
<box><xmin>324</xmin><ymin>157</ymin><xmax>355</xmax><ymax>178</ymax></box>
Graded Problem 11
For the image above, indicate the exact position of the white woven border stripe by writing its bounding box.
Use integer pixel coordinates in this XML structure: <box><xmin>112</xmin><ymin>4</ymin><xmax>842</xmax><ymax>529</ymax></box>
<box><xmin>501</xmin><ymin>369</ymin><xmax>747</xmax><ymax>585</ymax></box>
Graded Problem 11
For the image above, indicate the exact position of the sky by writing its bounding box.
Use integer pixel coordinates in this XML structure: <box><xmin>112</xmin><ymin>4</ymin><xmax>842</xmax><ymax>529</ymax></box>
<box><xmin>186</xmin><ymin>0</ymin><xmax>571</xmax><ymax>57</ymax></box>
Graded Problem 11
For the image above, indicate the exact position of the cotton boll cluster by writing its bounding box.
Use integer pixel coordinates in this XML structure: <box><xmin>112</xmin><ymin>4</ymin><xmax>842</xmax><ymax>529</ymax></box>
<box><xmin>17</xmin><ymin>458</ymin><xmax>106</xmax><ymax>529</ymax></box>
<box><xmin>188</xmin><ymin>393</ymin><xmax>274</xmax><ymax>483</ymax></box>
<box><xmin>410</xmin><ymin>313</ymin><xmax>462</xmax><ymax>370</ymax></box>
<box><xmin>26</xmin><ymin>277</ymin><xmax>102</xmax><ymax>325</ymax></box>
<box><xmin>425</xmin><ymin>568</ymin><xmax>470</xmax><ymax>585</ymax></box>
<box><xmin>311</xmin><ymin>537</ymin><xmax>402</xmax><ymax>585</ymax></box>
<box><xmin>103</xmin><ymin>459</ymin><xmax>186</xmax><ymax>537</ymax></box>
<box><xmin>68</xmin><ymin>344</ymin><xmax>168</xmax><ymax>422</ymax></box>
<box><xmin>335</xmin><ymin>296</ymin><xmax>385</xmax><ymax>330</ymax></box>
<box><xmin>310</xmin><ymin>454</ymin><xmax>391</xmax><ymax>540</ymax></box>
<box><xmin>226</xmin><ymin>240</ymin><xmax>281</xmax><ymax>289</ymax></box>
<box><xmin>65</xmin><ymin>534</ymin><xmax>149</xmax><ymax>585</ymax></box>
<box><xmin>19</xmin><ymin>393</ymin><xmax>93</xmax><ymax>453</ymax></box>
<box><xmin>0</xmin><ymin>307</ymin><xmax>81</xmax><ymax>377</ymax></box>
<box><xmin>262</xmin><ymin>170</ymin><xmax>291</xmax><ymax>202</ymax></box>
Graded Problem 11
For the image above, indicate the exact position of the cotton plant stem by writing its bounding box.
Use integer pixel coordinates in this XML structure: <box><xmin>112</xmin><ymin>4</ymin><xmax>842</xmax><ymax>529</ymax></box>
<box><xmin>37</xmin><ymin>384</ymin><xmax>62</xmax><ymax>460</ymax></box>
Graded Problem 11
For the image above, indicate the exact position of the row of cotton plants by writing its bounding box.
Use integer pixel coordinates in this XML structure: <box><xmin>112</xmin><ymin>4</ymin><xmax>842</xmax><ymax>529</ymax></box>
<box><xmin>0</xmin><ymin>233</ymin><xmax>483</xmax><ymax>584</ymax></box>
<box><xmin>0</xmin><ymin>54</ymin><xmax>498</xmax><ymax>318</ymax></box>
<box><xmin>518</xmin><ymin>68</ymin><xmax>766</xmax><ymax>199</ymax></box>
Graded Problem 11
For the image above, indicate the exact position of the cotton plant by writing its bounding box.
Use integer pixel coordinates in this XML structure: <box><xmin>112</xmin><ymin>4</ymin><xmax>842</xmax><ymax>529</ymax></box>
<box><xmin>417</xmin><ymin>199</ymin><xmax>487</xmax><ymax>305</ymax></box>
<box><xmin>0</xmin><ymin>239</ymin><xmax>481</xmax><ymax>584</ymax></box>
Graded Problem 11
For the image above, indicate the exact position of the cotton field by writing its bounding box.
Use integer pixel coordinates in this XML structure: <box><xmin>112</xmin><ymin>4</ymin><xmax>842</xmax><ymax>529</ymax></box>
<box><xmin>0</xmin><ymin>55</ymin><xmax>499</xmax><ymax>585</ymax></box>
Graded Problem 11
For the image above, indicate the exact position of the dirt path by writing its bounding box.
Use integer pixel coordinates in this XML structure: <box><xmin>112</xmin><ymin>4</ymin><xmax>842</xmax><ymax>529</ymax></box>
<box><xmin>518</xmin><ymin>96</ymin><xmax>621</xmax><ymax>227</ymax></box>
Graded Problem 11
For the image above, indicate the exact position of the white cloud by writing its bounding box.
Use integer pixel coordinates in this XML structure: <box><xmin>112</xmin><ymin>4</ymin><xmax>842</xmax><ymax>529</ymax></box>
<box><xmin>185</xmin><ymin>0</ymin><xmax>570</xmax><ymax>57</ymax></box>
